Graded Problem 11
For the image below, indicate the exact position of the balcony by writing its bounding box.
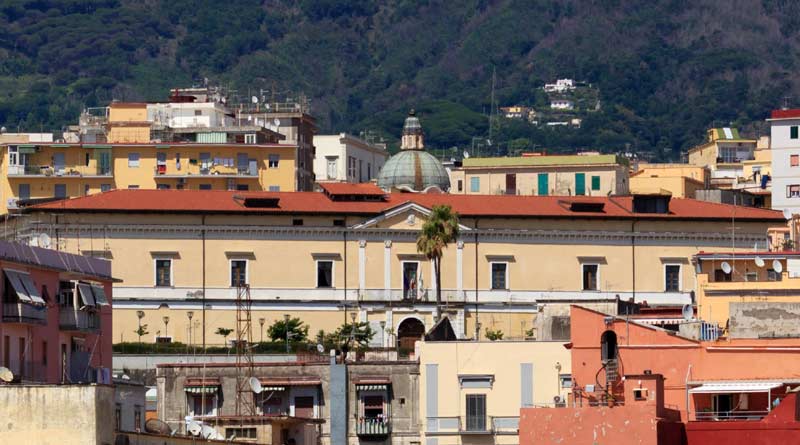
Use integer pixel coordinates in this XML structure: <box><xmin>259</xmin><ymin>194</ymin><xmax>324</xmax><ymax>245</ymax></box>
<box><xmin>153</xmin><ymin>164</ymin><xmax>259</xmax><ymax>178</ymax></box>
<box><xmin>8</xmin><ymin>164</ymin><xmax>112</xmax><ymax>178</ymax></box>
<box><xmin>355</xmin><ymin>419</ymin><xmax>391</xmax><ymax>437</ymax></box>
<box><xmin>426</xmin><ymin>416</ymin><xmax>493</xmax><ymax>435</ymax></box>
<box><xmin>59</xmin><ymin>309</ymin><xmax>101</xmax><ymax>332</ymax></box>
<box><xmin>2</xmin><ymin>303</ymin><xmax>47</xmax><ymax>325</ymax></box>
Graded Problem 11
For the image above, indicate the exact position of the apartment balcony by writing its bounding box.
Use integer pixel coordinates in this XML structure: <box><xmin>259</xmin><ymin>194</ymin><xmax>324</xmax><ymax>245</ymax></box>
<box><xmin>8</xmin><ymin>164</ymin><xmax>112</xmax><ymax>178</ymax></box>
<box><xmin>59</xmin><ymin>309</ymin><xmax>101</xmax><ymax>332</ymax></box>
<box><xmin>426</xmin><ymin>416</ymin><xmax>493</xmax><ymax>435</ymax></box>
<box><xmin>153</xmin><ymin>164</ymin><xmax>259</xmax><ymax>178</ymax></box>
<box><xmin>355</xmin><ymin>419</ymin><xmax>391</xmax><ymax>437</ymax></box>
<box><xmin>2</xmin><ymin>303</ymin><xmax>47</xmax><ymax>325</ymax></box>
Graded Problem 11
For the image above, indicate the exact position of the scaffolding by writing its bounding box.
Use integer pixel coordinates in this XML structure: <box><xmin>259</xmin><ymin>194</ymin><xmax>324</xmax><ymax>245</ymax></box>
<box><xmin>234</xmin><ymin>282</ymin><xmax>256</xmax><ymax>417</ymax></box>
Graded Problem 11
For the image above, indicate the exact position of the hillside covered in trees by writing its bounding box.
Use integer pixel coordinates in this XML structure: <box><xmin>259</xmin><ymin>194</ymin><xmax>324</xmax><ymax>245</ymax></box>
<box><xmin>1</xmin><ymin>0</ymin><xmax>800</xmax><ymax>159</ymax></box>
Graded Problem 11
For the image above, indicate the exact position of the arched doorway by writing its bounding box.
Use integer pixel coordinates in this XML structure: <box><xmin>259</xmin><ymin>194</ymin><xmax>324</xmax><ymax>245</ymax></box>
<box><xmin>397</xmin><ymin>318</ymin><xmax>426</xmax><ymax>354</ymax></box>
<box><xmin>601</xmin><ymin>330</ymin><xmax>618</xmax><ymax>363</ymax></box>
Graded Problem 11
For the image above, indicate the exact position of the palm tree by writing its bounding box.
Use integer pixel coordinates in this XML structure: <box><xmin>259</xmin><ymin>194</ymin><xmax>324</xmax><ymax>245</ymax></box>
<box><xmin>416</xmin><ymin>205</ymin><xmax>460</xmax><ymax>321</ymax></box>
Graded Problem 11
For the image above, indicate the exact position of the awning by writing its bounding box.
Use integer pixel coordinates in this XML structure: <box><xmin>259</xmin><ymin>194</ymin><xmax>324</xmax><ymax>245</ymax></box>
<box><xmin>689</xmin><ymin>381</ymin><xmax>784</xmax><ymax>394</ymax></box>
<box><xmin>356</xmin><ymin>384</ymin><xmax>388</xmax><ymax>391</ymax></box>
<box><xmin>4</xmin><ymin>269</ymin><xmax>45</xmax><ymax>305</ymax></box>
<box><xmin>635</xmin><ymin>318</ymin><xmax>683</xmax><ymax>326</ymax></box>
<box><xmin>17</xmin><ymin>145</ymin><xmax>36</xmax><ymax>154</ymax></box>
<box><xmin>90</xmin><ymin>285</ymin><xmax>110</xmax><ymax>306</ymax></box>
<box><xmin>184</xmin><ymin>386</ymin><xmax>218</xmax><ymax>394</ymax></box>
<box><xmin>259</xmin><ymin>378</ymin><xmax>321</xmax><ymax>386</ymax></box>
<box><xmin>262</xmin><ymin>386</ymin><xmax>286</xmax><ymax>392</ymax></box>
<box><xmin>77</xmin><ymin>284</ymin><xmax>96</xmax><ymax>307</ymax></box>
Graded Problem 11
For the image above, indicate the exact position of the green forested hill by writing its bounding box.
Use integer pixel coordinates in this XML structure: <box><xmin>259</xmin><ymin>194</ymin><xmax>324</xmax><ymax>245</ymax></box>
<box><xmin>1</xmin><ymin>0</ymin><xmax>799</xmax><ymax>159</ymax></box>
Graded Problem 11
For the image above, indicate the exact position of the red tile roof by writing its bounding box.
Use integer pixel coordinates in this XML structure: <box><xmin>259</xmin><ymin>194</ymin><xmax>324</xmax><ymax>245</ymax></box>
<box><xmin>318</xmin><ymin>182</ymin><xmax>386</xmax><ymax>196</ymax></box>
<box><xmin>28</xmin><ymin>189</ymin><xmax>787</xmax><ymax>221</ymax></box>
<box><xmin>770</xmin><ymin>109</ymin><xmax>800</xmax><ymax>120</ymax></box>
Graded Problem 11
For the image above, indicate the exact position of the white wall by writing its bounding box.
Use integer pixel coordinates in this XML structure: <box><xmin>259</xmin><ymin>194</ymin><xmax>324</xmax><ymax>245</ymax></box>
<box><xmin>770</xmin><ymin>118</ymin><xmax>800</xmax><ymax>214</ymax></box>
<box><xmin>314</xmin><ymin>134</ymin><xmax>388</xmax><ymax>183</ymax></box>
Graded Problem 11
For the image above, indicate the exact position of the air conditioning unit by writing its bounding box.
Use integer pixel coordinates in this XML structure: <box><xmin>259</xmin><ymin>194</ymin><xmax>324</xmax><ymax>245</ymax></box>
<box><xmin>6</xmin><ymin>198</ymin><xmax>19</xmax><ymax>210</ymax></box>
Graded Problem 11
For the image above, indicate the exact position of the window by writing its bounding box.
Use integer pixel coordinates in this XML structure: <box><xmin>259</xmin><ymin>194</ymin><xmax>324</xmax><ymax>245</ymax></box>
<box><xmin>83</xmin><ymin>184</ymin><xmax>90</xmax><ymax>196</ymax></box>
<box><xmin>333</xmin><ymin>219</ymin><xmax>345</xmax><ymax>227</ymax></box>
<box><xmin>156</xmin><ymin>184</ymin><xmax>170</xmax><ymax>190</ymax></box>
<box><xmin>54</xmin><ymin>184</ymin><xmax>67</xmax><ymax>199</ymax></box>
<box><xmin>591</xmin><ymin>175</ymin><xmax>601</xmax><ymax>191</ymax></box>
<box><xmin>664</xmin><ymin>264</ymin><xmax>680</xmax><ymax>292</ymax></box>
<box><xmin>128</xmin><ymin>152</ymin><xmax>140</xmax><ymax>168</ymax></box>
<box><xmin>18</xmin><ymin>184</ymin><xmax>30</xmax><ymax>200</ymax></box>
<box><xmin>230</xmin><ymin>260</ymin><xmax>248</xmax><ymax>287</ymax></box>
<box><xmin>560</xmin><ymin>374</ymin><xmax>573</xmax><ymax>388</ymax></box>
<box><xmin>199</xmin><ymin>184</ymin><xmax>212</xmax><ymax>190</ymax></box>
<box><xmin>293</xmin><ymin>219</ymin><xmax>304</xmax><ymax>226</ymax></box>
<box><xmin>194</xmin><ymin>109</ymin><xmax>202</xmax><ymax>116</ymax></box>
<box><xmin>85</xmin><ymin>153</ymin><xmax>90</xmax><ymax>166</ymax></box>
<box><xmin>745</xmin><ymin>272</ymin><xmax>758</xmax><ymax>282</ymax></box>
<box><xmin>189</xmin><ymin>394</ymin><xmax>216</xmax><ymax>416</ymax></box>
<box><xmin>367</xmin><ymin>163</ymin><xmax>372</xmax><ymax>179</ymax></box>
<box><xmin>465</xmin><ymin>394</ymin><xmax>487</xmax><ymax>432</ymax></box>
<box><xmin>268</xmin><ymin>154</ymin><xmax>280</xmax><ymax>168</ymax></box>
<box><xmin>575</xmin><ymin>173</ymin><xmax>586</xmax><ymax>195</ymax></box>
<box><xmin>200</xmin><ymin>152</ymin><xmax>211</xmax><ymax>173</ymax></box>
<box><xmin>128</xmin><ymin>185</ymin><xmax>139</xmax><ymax>189</ymax></box>
<box><xmin>470</xmin><ymin>177</ymin><xmax>480</xmax><ymax>193</ymax></box>
<box><xmin>490</xmin><ymin>263</ymin><xmax>507</xmax><ymax>290</ymax></box>
<box><xmin>244</xmin><ymin>134</ymin><xmax>256</xmax><ymax>144</ymax></box>
<box><xmin>714</xmin><ymin>269</ymin><xmax>732</xmax><ymax>282</ymax></box>
<box><xmin>115</xmin><ymin>403</ymin><xmax>121</xmax><ymax>432</ymax></box>
<box><xmin>792</xmin><ymin>154</ymin><xmax>800</xmax><ymax>167</ymax></box>
<box><xmin>226</xmin><ymin>428</ymin><xmax>257</xmax><ymax>439</ymax></box>
<box><xmin>317</xmin><ymin>261</ymin><xmax>333</xmax><ymax>288</ymax></box>
<box><xmin>359</xmin><ymin>159</ymin><xmax>364</xmax><ymax>182</ymax></box>
<box><xmin>347</xmin><ymin>156</ymin><xmax>356</xmax><ymax>178</ymax></box>
<box><xmin>155</xmin><ymin>259</ymin><xmax>172</xmax><ymax>287</ymax></box>
<box><xmin>134</xmin><ymin>405</ymin><xmax>142</xmax><ymax>430</ymax></box>
<box><xmin>236</xmin><ymin>184</ymin><xmax>249</xmax><ymax>191</ymax></box>
<box><xmin>269</xmin><ymin>185</ymin><xmax>280</xmax><ymax>192</ymax></box>
<box><xmin>768</xmin><ymin>269</ymin><xmax>782</xmax><ymax>281</ymax></box>
<box><xmin>582</xmin><ymin>264</ymin><xmax>598</xmax><ymax>291</ymax></box>
<box><xmin>457</xmin><ymin>179</ymin><xmax>463</xmax><ymax>192</ymax></box>
<box><xmin>100</xmin><ymin>184</ymin><xmax>111</xmax><ymax>192</ymax></box>
<box><xmin>788</xmin><ymin>185</ymin><xmax>800</xmax><ymax>198</ymax></box>
<box><xmin>326</xmin><ymin>157</ymin><xmax>338</xmax><ymax>179</ymax></box>
<box><xmin>156</xmin><ymin>152</ymin><xmax>167</xmax><ymax>165</ymax></box>
<box><xmin>791</xmin><ymin>126</ymin><xmax>799</xmax><ymax>139</ymax></box>
<box><xmin>362</xmin><ymin>395</ymin><xmax>385</xmax><ymax>419</ymax></box>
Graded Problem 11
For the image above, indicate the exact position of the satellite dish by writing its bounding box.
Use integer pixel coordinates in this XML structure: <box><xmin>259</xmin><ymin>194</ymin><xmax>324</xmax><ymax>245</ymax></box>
<box><xmin>773</xmin><ymin>259</ymin><xmax>784</xmax><ymax>274</ymax></box>
<box><xmin>316</xmin><ymin>343</ymin><xmax>325</xmax><ymax>353</ymax></box>
<box><xmin>249</xmin><ymin>376</ymin><xmax>263</xmax><ymax>394</ymax></box>
<box><xmin>187</xmin><ymin>421</ymin><xmax>202</xmax><ymax>436</ymax></box>
<box><xmin>721</xmin><ymin>261</ymin><xmax>732</xmax><ymax>274</ymax></box>
<box><xmin>144</xmin><ymin>418</ymin><xmax>172</xmax><ymax>435</ymax></box>
<box><xmin>755</xmin><ymin>256</ymin><xmax>765</xmax><ymax>268</ymax></box>
<box><xmin>251</xmin><ymin>95</ymin><xmax>259</xmax><ymax>104</ymax></box>
<box><xmin>681</xmin><ymin>304</ymin><xmax>693</xmax><ymax>321</ymax></box>
<box><xmin>0</xmin><ymin>366</ymin><xmax>13</xmax><ymax>382</ymax></box>
<box><xmin>463</xmin><ymin>151</ymin><xmax>470</xmax><ymax>159</ymax></box>
<box><xmin>273</xmin><ymin>118</ymin><xmax>280</xmax><ymax>127</ymax></box>
<box><xmin>784</xmin><ymin>209</ymin><xmax>794</xmax><ymax>220</ymax></box>
<box><xmin>38</xmin><ymin>233</ymin><xmax>51</xmax><ymax>249</ymax></box>
<box><xmin>200</xmin><ymin>424</ymin><xmax>217</xmax><ymax>439</ymax></box>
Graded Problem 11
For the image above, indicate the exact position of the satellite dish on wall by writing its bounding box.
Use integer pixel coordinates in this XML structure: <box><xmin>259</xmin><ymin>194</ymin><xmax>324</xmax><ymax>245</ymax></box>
<box><xmin>249</xmin><ymin>376</ymin><xmax>263</xmax><ymax>394</ymax></box>
<box><xmin>316</xmin><ymin>343</ymin><xmax>325</xmax><ymax>353</ymax></box>
<box><xmin>0</xmin><ymin>366</ymin><xmax>13</xmax><ymax>382</ymax></box>
<box><xmin>38</xmin><ymin>233</ymin><xmax>51</xmax><ymax>249</ymax></box>
<box><xmin>251</xmin><ymin>95</ymin><xmax>259</xmax><ymax>104</ymax></box>
<box><xmin>273</xmin><ymin>118</ymin><xmax>280</xmax><ymax>127</ymax></box>
<box><xmin>681</xmin><ymin>304</ymin><xmax>694</xmax><ymax>321</ymax></box>
<box><xmin>721</xmin><ymin>261</ymin><xmax>732</xmax><ymax>274</ymax></box>
<box><xmin>187</xmin><ymin>421</ymin><xmax>202</xmax><ymax>436</ymax></box>
<box><xmin>754</xmin><ymin>256</ymin><xmax>765</xmax><ymax>268</ymax></box>
<box><xmin>773</xmin><ymin>260</ymin><xmax>784</xmax><ymax>274</ymax></box>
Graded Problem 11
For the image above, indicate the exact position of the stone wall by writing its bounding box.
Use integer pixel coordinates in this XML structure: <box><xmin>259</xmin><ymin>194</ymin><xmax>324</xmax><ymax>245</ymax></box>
<box><xmin>0</xmin><ymin>384</ymin><xmax>115</xmax><ymax>445</ymax></box>
<box><xmin>730</xmin><ymin>302</ymin><xmax>800</xmax><ymax>338</ymax></box>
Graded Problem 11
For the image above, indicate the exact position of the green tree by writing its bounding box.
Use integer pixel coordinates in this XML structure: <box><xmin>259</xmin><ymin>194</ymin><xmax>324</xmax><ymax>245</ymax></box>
<box><xmin>267</xmin><ymin>317</ymin><xmax>309</xmax><ymax>343</ymax></box>
<box><xmin>215</xmin><ymin>327</ymin><xmax>234</xmax><ymax>345</ymax></box>
<box><xmin>416</xmin><ymin>205</ymin><xmax>460</xmax><ymax>321</ymax></box>
<box><xmin>134</xmin><ymin>324</ymin><xmax>149</xmax><ymax>343</ymax></box>
<box><xmin>485</xmin><ymin>328</ymin><xmax>504</xmax><ymax>341</ymax></box>
<box><xmin>335</xmin><ymin>321</ymin><xmax>375</xmax><ymax>350</ymax></box>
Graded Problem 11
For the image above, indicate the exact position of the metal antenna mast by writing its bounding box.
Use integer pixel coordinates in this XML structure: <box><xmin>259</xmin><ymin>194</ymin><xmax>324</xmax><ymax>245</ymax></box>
<box><xmin>234</xmin><ymin>281</ymin><xmax>256</xmax><ymax>417</ymax></box>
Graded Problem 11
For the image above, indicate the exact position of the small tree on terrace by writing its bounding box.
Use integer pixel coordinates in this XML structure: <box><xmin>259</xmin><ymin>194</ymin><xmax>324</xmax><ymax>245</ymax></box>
<box><xmin>416</xmin><ymin>205</ymin><xmax>460</xmax><ymax>321</ymax></box>
<box><xmin>267</xmin><ymin>317</ymin><xmax>309</xmax><ymax>343</ymax></box>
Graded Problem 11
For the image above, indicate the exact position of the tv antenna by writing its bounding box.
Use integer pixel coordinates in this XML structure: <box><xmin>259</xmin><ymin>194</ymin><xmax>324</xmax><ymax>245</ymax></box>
<box><xmin>234</xmin><ymin>281</ymin><xmax>256</xmax><ymax>417</ymax></box>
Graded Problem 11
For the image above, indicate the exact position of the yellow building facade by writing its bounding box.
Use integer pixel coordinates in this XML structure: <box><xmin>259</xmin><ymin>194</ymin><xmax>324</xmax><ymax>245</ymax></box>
<box><xmin>629</xmin><ymin>164</ymin><xmax>709</xmax><ymax>198</ymax></box>
<box><xmin>23</xmin><ymin>189</ymin><xmax>783</xmax><ymax>349</ymax></box>
<box><xmin>418</xmin><ymin>340</ymin><xmax>571</xmax><ymax>444</ymax></box>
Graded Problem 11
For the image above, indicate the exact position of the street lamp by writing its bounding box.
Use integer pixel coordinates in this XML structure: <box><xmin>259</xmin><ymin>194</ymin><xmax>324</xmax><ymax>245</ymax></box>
<box><xmin>163</xmin><ymin>316</ymin><xmax>170</xmax><ymax>340</ymax></box>
<box><xmin>284</xmin><ymin>314</ymin><xmax>290</xmax><ymax>353</ymax></box>
<box><xmin>259</xmin><ymin>318</ymin><xmax>266</xmax><ymax>343</ymax></box>
<box><xmin>187</xmin><ymin>311</ymin><xmax>194</xmax><ymax>349</ymax></box>
<box><xmin>136</xmin><ymin>311</ymin><xmax>145</xmax><ymax>343</ymax></box>
<box><xmin>379</xmin><ymin>321</ymin><xmax>386</xmax><ymax>348</ymax></box>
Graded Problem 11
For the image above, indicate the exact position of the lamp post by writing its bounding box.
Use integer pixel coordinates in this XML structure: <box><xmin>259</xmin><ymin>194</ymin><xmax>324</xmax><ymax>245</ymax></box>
<box><xmin>380</xmin><ymin>321</ymin><xmax>386</xmax><ymax>348</ymax></box>
<box><xmin>187</xmin><ymin>311</ymin><xmax>194</xmax><ymax>351</ymax></box>
<box><xmin>163</xmin><ymin>316</ymin><xmax>170</xmax><ymax>340</ymax></box>
<box><xmin>555</xmin><ymin>361</ymin><xmax>563</xmax><ymax>402</ymax></box>
<box><xmin>136</xmin><ymin>310</ymin><xmax>145</xmax><ymax>343</ymax></box>
<box><xmin>284</xmin><ymin>314</ymin><xmax>290</xmax><ymax>353</ymax></box>
<box><xmin>259</xmin><ymin>318</ymin><xmax>266</xmax><ymax>343</ymax></box>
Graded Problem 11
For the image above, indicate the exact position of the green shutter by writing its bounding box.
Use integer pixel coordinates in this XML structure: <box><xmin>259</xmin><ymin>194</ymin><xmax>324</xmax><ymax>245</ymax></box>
<box><xmin>537</xmin><ymin>173</ymin><xmax>548</xmax><ymax>196</ymax></box>
<box><xmin>591</xmin><ymin>175</ymin><xmax>600</xmax><ymax>191</ymax></box>
<box><xmin>575</xmin><ymin>173</ymin><xmax>586</xmax><ymax>195</ymax></box>
<box><xmin>792</xmin><ymin>126</ymin><xmax>799</xmax><ymax>140</ymax></box>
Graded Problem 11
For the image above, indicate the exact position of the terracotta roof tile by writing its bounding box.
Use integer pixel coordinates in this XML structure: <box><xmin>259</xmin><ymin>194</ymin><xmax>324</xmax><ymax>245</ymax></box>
<box><xmin>771</xmin><ymin>109</ymin><xmax>800</xmax><ymax>120</ymax></box>
<box><xmin>28</xmin><ymin>190</ymin><xmax>786</xmax><ymax>221</ymax></box>
<box><xmin>318</xmin><ymin>182</ymin><xmax>386</xmax><ymax>196</ymax></box>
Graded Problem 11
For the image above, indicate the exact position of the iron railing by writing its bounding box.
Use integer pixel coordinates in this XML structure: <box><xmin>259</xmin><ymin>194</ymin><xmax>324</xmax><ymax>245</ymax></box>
<box><xmin>355</xmin><ymin>419</ymin><xmax>391</xmax><ymax>436</ymax></box>
<box><xmin>694</xmin><ymin>410</ymin><xmax>769</xmax><ymax>421</ymax></box>
<box><xmin>2</xmin><ymin>303</ymin><xmax>47</xmax><ymax>324</ymax></box>
<box><xmin>59</xmin><ymin>309</ymin><xmax>100</xmax><ymax>332</ymax></box>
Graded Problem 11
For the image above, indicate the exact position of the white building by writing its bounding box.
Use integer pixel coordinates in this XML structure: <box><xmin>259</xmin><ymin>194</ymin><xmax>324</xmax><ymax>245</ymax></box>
<box><xmin>146</xmin><ymin>102</ymin><xmax>233</xmax><ymax>129</ymax></box>
<box><xmin>550</xmin><ymin>99</ymin><xmax>575</xmax><ymax>110</ymax></box>
<box><xmin>314</xmin><ymin>133</ymin><xmax>389</xmax><ymax>183</ymax></box>
<box><xmin>543</xmin><ymin>78</ymin><xmax>576</xmax><ymax>93</ymax></box>
<box><xmin>769</xmin><ymin>109</ymin><xmax>800</xmax><ymax>215</ymax></box>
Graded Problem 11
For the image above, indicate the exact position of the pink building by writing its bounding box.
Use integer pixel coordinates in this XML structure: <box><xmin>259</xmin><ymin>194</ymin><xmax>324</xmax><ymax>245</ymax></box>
<box><xmin>0</xmin><ymin>241</ymin><xmax>113</xmax><ymax>383</ymax></box>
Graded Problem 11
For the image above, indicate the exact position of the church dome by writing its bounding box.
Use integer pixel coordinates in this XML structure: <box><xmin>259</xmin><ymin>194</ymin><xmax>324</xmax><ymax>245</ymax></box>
<box><xmin>376</xmin><ymin>110</ymin><xmax>450</xmax><ymax>193</ymax></box>
<box><xmin>377</xmin><ymin>150</ymin><xmax>451</xmax><ymax>192</ymax></box>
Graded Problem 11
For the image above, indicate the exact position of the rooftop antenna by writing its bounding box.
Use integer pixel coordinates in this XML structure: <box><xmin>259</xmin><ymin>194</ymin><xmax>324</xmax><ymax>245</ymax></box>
<box><xmin>234</xmin><ymin>280</ymin><xmax>256</xmax><ymax>418</ymax></box>
<box><xmin>489</xmin><ymin>66</ymin><xmax>497</xmax><ymax>145</ymax></box>
<box><xmin>783</xmin><ymin>96</ymin><xmax>792</xmax><ymax>111</ymax></box>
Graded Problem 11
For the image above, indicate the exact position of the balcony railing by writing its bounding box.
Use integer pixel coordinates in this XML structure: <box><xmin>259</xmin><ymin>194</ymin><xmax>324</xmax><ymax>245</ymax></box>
<box><xmin>154</xmin><ymin>165</ymin><xmax>258</xmax><ymax>177</ymax></box>
<box><xmin>426</xmin><ymin>416</ymin><xmax>493</xmax><ymax>435</ymax></box>
<box><xmin>2</xmin><ymin>303</ymin><xmax>47</xmax><ymax>324</ymax></box>
<box><xmin>8</xmin><ymin>165</ymin><xmax>111</xmax><ymax>177</ymax></box>
<box><xmin>59</xmin><ymin>309</ymin><xmax>100</xmax><ymax>332</ymax></box>
<box><xmin>355</xmin><ymin>419</ymin><xmax>391</xmax><ymax>436</ymax></box>
<box><xmin>694</xmin><ymin>410</ymin><xmax>769</xmax><ymax>421</ymax></box>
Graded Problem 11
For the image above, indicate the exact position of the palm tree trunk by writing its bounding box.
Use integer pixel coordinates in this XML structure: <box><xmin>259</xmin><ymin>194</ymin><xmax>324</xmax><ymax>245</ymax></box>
<box><xmin>435</xmin><ymin>257</ymin><xmax>442</xmax><ymax>321</ymax></box>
